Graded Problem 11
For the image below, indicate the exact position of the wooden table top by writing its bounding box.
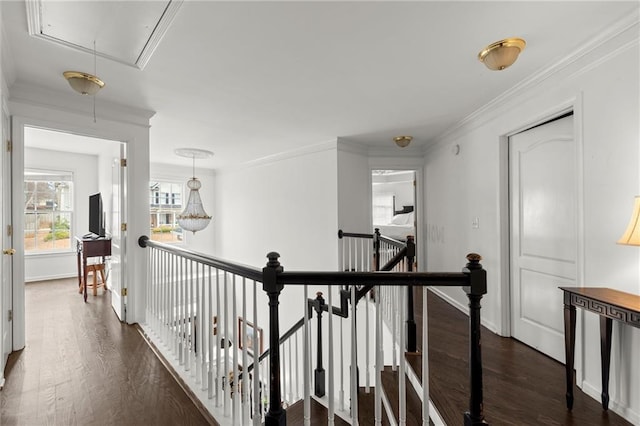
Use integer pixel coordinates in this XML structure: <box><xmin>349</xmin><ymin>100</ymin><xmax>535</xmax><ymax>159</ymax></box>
<box><xmin>560</xmin><ymin>287</ymin><xmax>640</xmax><ymax>313</ymax></box>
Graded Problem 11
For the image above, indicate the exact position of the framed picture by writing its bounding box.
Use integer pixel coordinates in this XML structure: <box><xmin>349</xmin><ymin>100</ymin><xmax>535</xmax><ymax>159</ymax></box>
<box><xmin>238</xmin><ymin>317</ymin><xmax>263</xmax><ymax>356</ymax></box>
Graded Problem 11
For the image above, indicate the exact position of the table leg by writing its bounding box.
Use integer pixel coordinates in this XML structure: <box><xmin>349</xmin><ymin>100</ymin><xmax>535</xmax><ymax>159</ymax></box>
<box><xmin>77</xmin><ymin>250</ymin><xmax>82</xmax><ymax>293</ymax></box>
<box><xmin>83</xmin><ymin>255</ymin><xmax>88</xmax><ymax>303</ymax></box>
<box><xmin>599</xmin><ymin>316</ymin><xmax>612</xmax><ymax>411</ymax></box>
<box><xmin>563</xmin><ymin>302</ymin><xmax>576</xmax><ymax>410</ymax></box>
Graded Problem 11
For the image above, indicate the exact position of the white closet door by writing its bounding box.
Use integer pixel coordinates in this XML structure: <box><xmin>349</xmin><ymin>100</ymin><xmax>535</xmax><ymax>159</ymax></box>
<box><xmin>509</xmin><ymin>115</ymin><xmax>576</xmax><ymax>363</ymax></box>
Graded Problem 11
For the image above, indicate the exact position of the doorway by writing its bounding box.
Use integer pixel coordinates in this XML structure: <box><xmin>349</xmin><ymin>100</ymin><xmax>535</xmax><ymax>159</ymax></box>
<box><xmin>371</xmin><ymin>170</ymin><xmax>417</xmax><ymax>242</ymax></box>
<box><xmin>509</xmin><ymin>114</ymin><xmax>577</xmax><ymax>363</ymax></box>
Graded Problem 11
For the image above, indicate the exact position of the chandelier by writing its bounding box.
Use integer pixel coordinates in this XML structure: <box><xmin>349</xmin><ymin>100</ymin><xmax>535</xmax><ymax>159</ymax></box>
<box><xmin>174</xmin><ymin>148</ymin><xmax>213</xmax><ymax>234</ymax></box>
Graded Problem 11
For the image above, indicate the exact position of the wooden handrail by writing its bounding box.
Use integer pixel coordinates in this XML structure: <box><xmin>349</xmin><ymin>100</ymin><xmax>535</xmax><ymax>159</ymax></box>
<box><xmin>138</xmin><ymin>235</ymin><xmax>263</xmax><ymax>281</ymax></box>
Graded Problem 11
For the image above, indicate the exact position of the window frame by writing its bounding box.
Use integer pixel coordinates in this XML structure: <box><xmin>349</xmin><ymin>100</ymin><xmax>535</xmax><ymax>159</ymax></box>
<box><xmin>24</xmin><ymin>168</ymin><xmax>75</xmax><ymax>255</ymax></box>
<box><xmin>149</xmin><ymin>180</ymin><xmax>184</xmax><ymax>245</ymax></box>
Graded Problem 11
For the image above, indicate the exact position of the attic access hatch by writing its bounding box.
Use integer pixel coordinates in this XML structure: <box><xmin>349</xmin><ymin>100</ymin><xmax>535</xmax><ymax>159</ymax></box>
<box><xmin>25</xmin><ymin>0</ymin><xmax>183</xmax><ymax>69</ymax></box>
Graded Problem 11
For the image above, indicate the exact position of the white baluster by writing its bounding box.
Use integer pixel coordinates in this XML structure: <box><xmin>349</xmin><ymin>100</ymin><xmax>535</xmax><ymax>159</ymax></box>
<box><xmin>350</xmin><ymin>284</ymin><xmax>359</xmax><ymax>425</ymax></box>
<box><xmin>422</xmin><ymin>287</ymin><xmax>430</xmax><ymax>426</ymax></box>
<box><xmin>232</xmin><ymin>275</ymin><xmax>239</xmax><ymax>424</ymax></box>
<box><xmin>328</xmin><ymin>284</ymin><xmax>335</xmax><ymax>425</ymax></box>
<box><xmin>253</xmin><ymin>280</ymin><xmax>261</xmax><ymax>425</ymax></box>
<box><xmin>399</xmin><ymin>286</ymin><xmax>406</xmax><ymax>425</ymax></box>
<box><xmin>241</xmin><ymin>277</ymin><xmax>249</xmax><ymax>424</ymax></box>
<box><xmin>208</xmin><ymin>267</ymin><xmax>214</xmax><ymax>400</ymax></box>
<box><xmin>223</xmin><ymin>272</ymin><xmax>230</xmax><ymax>417</ymax></box>
<box><xmin>303</xmin><ymin>285</ymin><xmax>310</xmax><ymax>426</ymax></box>
<box><xmin>374</xmin><ymin>285</ymin><xmax>382</xmax><ymax>426</ymax></box>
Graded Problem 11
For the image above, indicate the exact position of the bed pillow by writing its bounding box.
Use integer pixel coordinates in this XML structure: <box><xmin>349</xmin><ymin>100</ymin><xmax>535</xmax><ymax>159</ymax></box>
<box><xmin>390</xmin><ymin>213</ymin><xmax>409</xmax><ymax>225</ymax></box>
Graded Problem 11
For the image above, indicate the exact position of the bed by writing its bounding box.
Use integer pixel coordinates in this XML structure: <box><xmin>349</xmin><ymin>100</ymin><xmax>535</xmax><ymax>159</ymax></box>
<box><xmin>374</xmin><ymin>211</ymin><xmax>415</xmax><ymax>241</ymax></box>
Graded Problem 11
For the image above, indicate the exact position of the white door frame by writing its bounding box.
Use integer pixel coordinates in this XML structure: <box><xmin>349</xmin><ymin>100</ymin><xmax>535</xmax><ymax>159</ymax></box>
<box><xmin>9</xmin><ymin>111</ymin><xmax>149</xmax><ymax>350</ymax></box>
<box><xmin>498</xmin><ymin>94</ymin><xmax>586</xmax><ymax>381</ymax></box>
<box><xmin>369</xmin><ymin>157</ymin><xmax>425</xmax><ymax>268</ymax></box>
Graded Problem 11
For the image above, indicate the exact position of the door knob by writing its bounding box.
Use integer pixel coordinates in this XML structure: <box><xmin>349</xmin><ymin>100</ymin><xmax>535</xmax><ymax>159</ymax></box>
<box><xmin>3</xmin><ymin>248</ymin><xmax>16</xmax><ymax>255</ymax></box>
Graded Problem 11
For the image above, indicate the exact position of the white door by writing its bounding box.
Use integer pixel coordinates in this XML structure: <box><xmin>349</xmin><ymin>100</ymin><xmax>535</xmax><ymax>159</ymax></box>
<box><xmin>509</xmin><ymin>114</ymin><xmax>576</xmax><ymax>363</ymax></box>
<box><xmin>1</xmin><ymin>102</ymin><xmax>12</xmax><ymax>376</ymax></box>
<box><xmin>110</xmin><ymin>146</ymin><xmax>127</xmax><ymax>321</ymax></box>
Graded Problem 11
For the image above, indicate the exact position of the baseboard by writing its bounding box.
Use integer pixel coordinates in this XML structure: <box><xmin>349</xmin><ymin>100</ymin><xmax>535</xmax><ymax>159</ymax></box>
<box><xmin>581</xmin><ymin>381</ymin><xmax>639</xmax><ymax>425</ymax></box>
<box><xmin>25</xmin><ymin>272</ymin><xmax>77</xmax><ymax>283</ymax></box>
<box><xmin>135</xmin><ymin>324</ymin><xmax>219</xmax><ymax>426</ymax></box>
<box><xmin>428</xmin><ymin>288</ymin><xmax>499</xmax><ymax>334</ymax></box>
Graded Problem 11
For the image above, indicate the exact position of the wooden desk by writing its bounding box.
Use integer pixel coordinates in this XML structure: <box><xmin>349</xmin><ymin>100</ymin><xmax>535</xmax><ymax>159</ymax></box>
<box><xmin>560</xmin><ymin>287</ymin><xmax>640</xmax><ymax>411</ymax></box>
<box><xmin>76</xmin><ymin>236</ymin><xmax>111</xmax><ymax>302</ymax></box>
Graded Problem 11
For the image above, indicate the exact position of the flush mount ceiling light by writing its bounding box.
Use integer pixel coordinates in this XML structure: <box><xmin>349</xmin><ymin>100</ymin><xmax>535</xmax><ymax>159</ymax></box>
<box><xmin>63</xmin><ymin>71</ymin><xmax>105</xmax><ymax>95</ymax></box>
<box><xmin>478</xmin><ymin>38</ymin><xmax>526</xmax><ymax>71</ymax></box>
<box><xmin>175</xmin><ymin>148</ymin><xmax>214</xmax><ymax>234</ymax></box>
<box><xmin>394</xmin><ymin>135</ymin><xmax>413</xmax><ymax>148</ymax></box>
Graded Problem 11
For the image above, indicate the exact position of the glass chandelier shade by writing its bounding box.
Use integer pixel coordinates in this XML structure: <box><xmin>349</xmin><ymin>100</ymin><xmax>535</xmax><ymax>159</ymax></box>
<box><xmin>177</xmin><ymin>177</ymin><xmax>211</xmax><ymax>234</ymax></box>
<box><xmin>174</xmin><ymin>148</ymin><xmax>214</xmax><ymax>234</ymax></box>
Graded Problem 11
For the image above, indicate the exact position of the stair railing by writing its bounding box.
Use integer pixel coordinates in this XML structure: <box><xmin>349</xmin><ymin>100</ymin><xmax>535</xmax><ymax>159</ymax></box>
<box><xmin>138</xmin><ymin>235</ymin><xmax>488</xmax><ymax>426</ymax></box>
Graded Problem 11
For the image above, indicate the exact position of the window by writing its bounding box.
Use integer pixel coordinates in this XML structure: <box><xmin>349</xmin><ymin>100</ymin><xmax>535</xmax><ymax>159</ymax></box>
<box><xmin>372</xmin><ymin>193</ymin><xmax>394</xmax><ymax>225</ymax></box>
<box><xmin>149</xmin><ymin>181</ymin><xmax>183</xmax><ymax>243</ymax></box>
<box><xmin>24</xmin><ymin>169</ymin><xmax>74</xmax><ymax>252</ymax></box>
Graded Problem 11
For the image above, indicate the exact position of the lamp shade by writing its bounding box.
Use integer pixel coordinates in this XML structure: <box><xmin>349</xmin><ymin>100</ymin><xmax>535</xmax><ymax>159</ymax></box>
<box><xmin>63</xmin><ymin>71</ymin><xmax>105</xmax><ymax>95</ymax></box>
<box><xmin>478</xmin><ymin>38</ymin><xmax>526</xmax><ymax>71</ymax></box>
<box><xmin>618</xmin><ymin>196</ymin><xmax>640</xmax><ymax>245</ymax></box>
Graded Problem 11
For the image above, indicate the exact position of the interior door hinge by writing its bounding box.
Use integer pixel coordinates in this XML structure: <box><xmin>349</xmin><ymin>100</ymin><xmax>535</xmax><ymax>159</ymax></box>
<box><xmin>120</xmin><ymin>158</ymin><xmax>127</xmax><ymax>167</ymax></box>
<box><xmin>7</xmin><ymin>225</ymin><xmax>12</xmax><ymax>237</ymax></box>
<box><xmin>8</xmin><ymin>310</ymin><xmax>12</xmax><ymax>322</ymax></box>
<box><xmin>121</xmin><ymin>288</ymin><xmax>128</xmax><ymax>297</ymax></box>
<box><xmin>121</xmin><ymin>223</ymin><xmax>127</xmax><ymax>232</ymax></box>
<box><xmin>6</xmin><ymin>140</ymin><xmax>11</xmax><ymax>152</ymax></box>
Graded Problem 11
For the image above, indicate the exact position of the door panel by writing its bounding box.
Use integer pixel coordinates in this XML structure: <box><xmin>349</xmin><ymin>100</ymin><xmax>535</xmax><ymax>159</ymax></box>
<box><xmin>110</xmin><ymin>147</ymin><xmax>126</xmax><ymax>321</ymax></box>
<box><xmin>1</xmin><ymin>103</ymin><xmax>12</xmax><ymax>373</ymax></box>
<box><xmin>510</xmin><ymin>115</ymin><xmax>576</xmax><ymax>363</ymax></box>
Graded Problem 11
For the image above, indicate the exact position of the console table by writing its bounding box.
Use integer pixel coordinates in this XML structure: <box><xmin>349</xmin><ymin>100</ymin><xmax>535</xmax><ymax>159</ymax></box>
<box><xmin>76</xmin><ymin>236</ymin><xmax>112</xmax><ymax>302</ymax></box>
<box><xmin>560</xmin><ymin>287</ymin><xmax>640</xmax><ymax>411</ymax></box>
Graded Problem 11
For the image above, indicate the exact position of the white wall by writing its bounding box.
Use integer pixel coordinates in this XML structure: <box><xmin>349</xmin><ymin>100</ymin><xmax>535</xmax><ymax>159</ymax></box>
<box><xmin>23</xmin><ymin>147</ymin><xmax>98</xmax><ymax>281</ymax></box>
<box><xmin>337</xmin><ymin>142</ymin><xmax>371</xmax><ymax>234</ymax></box>
<box><xmin>214</xmin><ymin>141</ymin><xmax>340</xmax><ymax>345</ymax></box>
<box><xmin>424</xmin><ymin>20</ymin><xmax>639</xmax><ymax>422</ymax></box>
<box><xmin>150</xmin><ymin>162</ymin><xmax>216</xmax><ymax>254</ymax></box>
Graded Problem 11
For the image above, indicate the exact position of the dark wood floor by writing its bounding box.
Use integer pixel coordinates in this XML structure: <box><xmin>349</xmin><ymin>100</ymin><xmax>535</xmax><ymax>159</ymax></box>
<box><xmin>0</xmin><ymin>278</ymin><xmax>211</xmax><ymax>425</ymax></box>
<box><xmin>418</xmin><ymin>288</ymin><xmax>632</xmax><ymax>426</ymax></box>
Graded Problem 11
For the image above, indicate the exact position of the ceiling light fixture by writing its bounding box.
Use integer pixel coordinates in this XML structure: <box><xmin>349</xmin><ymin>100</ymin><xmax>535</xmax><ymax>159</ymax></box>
<box><xmin>175</xmin><ymin>148</ymin><xmax>213</xmax><ymax>234</ymax></box>
<box><xmin>62</xmin><ymin>71</ymin><xmax>105</xmax><ymax>95</ymax></box>
<box><xmin>394</xmin><ymin>135</ymin><xmax>413</xmax><ymax>148</ymax></box>
<box><xmin>478</xmin><ymin>38</ymin><xmax>526</xmax><ymax>71</ymax></box>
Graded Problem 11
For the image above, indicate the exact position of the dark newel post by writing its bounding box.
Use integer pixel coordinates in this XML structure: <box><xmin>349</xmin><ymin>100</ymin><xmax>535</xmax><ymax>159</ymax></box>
<box><xmin>463</xmin><ymin>253</ymin><xmax>488</xmax><ymax>426</ymax></box>
<box><xmin>314</xmin><ymin>292</ymin><xmax>326</xmax><ymax>397</ymax></box>
<box><xmin>263</xmin><ymin>252</ymin><xmax>286</xmax><ymax>426</ymax></box>
<box><xmin>373</xmin><ymin>228</ymin><xmax>381</xmax><ymax>271</ymax></box>
<box><xmin>405</xmin><ymin>236</ymin><xmax>417</xmax><ymax>352</ymax></box>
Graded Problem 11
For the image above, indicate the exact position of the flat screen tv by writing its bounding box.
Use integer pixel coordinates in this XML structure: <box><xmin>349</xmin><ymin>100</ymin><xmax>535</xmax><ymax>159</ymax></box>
<box><xmin>88</xmin><ymin>192</ymin><xmax>105</xmax><ymax>238</ymax></box>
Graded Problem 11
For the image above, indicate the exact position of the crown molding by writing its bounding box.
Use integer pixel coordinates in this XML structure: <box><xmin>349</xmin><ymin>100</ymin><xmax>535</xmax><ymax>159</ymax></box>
<box><xmin>219</xmin><ymin>139</ymin><xmax>339</xmax><ymax>173</ymax></box>
<box><xmin>9</xmin><ymin>81</ymin><xmax>155</xmax><ymax>128</ymax></box>
<box><xmin>434</xmin><ymin>11</ymin><xmax>639</xmax><ymax>146</ymax></box>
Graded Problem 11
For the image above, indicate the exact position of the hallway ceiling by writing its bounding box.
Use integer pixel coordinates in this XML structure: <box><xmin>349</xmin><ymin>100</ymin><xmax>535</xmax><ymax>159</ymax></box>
<box><xmin>2</xmin><ymin>1</ymin><xmax>638</xmax><ymax>169</ymax></box>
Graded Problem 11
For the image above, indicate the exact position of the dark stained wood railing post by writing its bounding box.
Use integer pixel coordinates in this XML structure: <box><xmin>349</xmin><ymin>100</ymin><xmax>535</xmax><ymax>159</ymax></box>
<box><xmin>373</xmin><ymin>228</ymin><xmax>381</xmax><ymax>271</ymax></box>
<box><xmin>405</xmin><ymin>235</ymin><xmax>417</xmax><ymax>352</ymax></box>
<box><xmin>263</xmin><ymin>252</ymin><xmax>286</xmax><ymax>426</ymax></box>
<box><xmin>314</xmin><ymin>292</ymin><xmax>326</xmax><ymax>397</ymax></box>
<box><xmin>463</xmin><ymin>253</ymin><xmax>488</xmax><ymax>426</ymax></box>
